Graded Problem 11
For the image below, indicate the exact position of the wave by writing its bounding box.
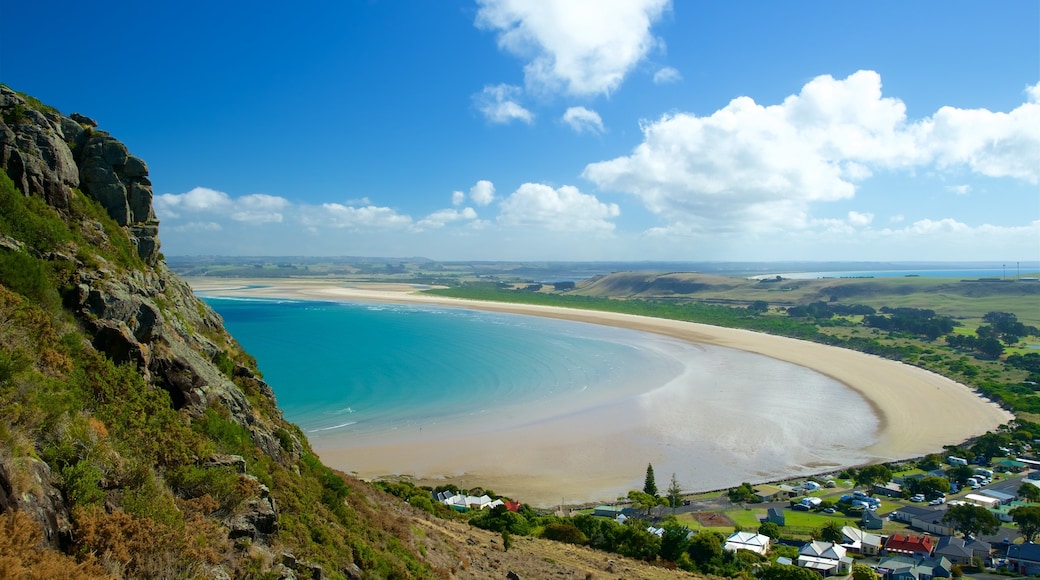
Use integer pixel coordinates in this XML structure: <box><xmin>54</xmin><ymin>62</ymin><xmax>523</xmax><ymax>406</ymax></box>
<box><xmin>308</xmin><ymin>421</ymin><xmax>358</xmax><ymax>433</ymax></box>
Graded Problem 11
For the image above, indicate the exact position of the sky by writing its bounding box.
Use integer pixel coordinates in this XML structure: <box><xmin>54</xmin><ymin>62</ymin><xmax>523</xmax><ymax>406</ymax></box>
<box><xmin>2</xmin><ymin>0</ymin><xmax>1038</xmax><ymax>262</ymax></box>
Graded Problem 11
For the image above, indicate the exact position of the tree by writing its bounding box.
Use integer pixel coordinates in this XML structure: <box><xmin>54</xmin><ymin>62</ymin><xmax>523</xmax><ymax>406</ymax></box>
<box><xmin>819</xmin><ymin>520</ymin><xmax>844</xmax><ymax>543</ymax></box>
<box><xmin>1011</xmin><ymin>505</ymin><xmax>1040</xmax><ymax>542</ymax></box>
<box><xmin>644</xmin><ymin>463</ymin><xmax>658</xmax><ymax>498</ymax></box>
<box><xmin>659</xmin><ymin>524</ymin><xmax>692</xmax><ymax>562</ymax></box>
<box><xmin>908</xmin><ymin>476</ymin><xmax>951</xmax><ymax>498</ymax></box>
<box><xmin>1020</xmin><ymin>482</ymin><xmax>1040</xmax><ymax>503</ymax></box>
<box><xmin>758</xmin><ymin>521</ymin><xmax>781</xmax><ymax>539</ymax></box>
<box><xmin>942</xmin><ymin>504</ymin><xmax>1000</xmax><ymax>537</ymax></box>
<box><xmin>759</xmin><ymin>563</ymin><xmax>826</xmax><ymax>580</ymax></box>
<box><xmin>687</xmin><ymin>530</ymin><xmax>723</xmax><ymax>565</ymax></box>
<box><xmin>853</xmin><ymin>464</ymin><xmax>892</xmax><ymax>488</ymax></box>
<box><xmin>852</xmin><ymin>563</ymin><xmax>880</xmax><ymax>580</ymax></box>
<box><xmin>627</xmin><ymin>490</ymin><xmax>661</xmax><ymax>517</ymax></box>
<box><xmin>948</xmin><ymin>465</ymin><xmax>976</xmax><ymax>484</ymax></box>
<box><xmin>666</xmin><ymin>473</ymin><xmax>683</xmax><ymax>512</ymax></box>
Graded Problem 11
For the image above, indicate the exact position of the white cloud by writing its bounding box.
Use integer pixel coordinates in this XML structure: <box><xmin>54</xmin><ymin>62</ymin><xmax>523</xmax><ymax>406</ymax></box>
<box><xmin>946</xmin><ymin>184</ymin><xmax>971</xmax><ymax>195</ymax></box>
<box><xmin>562</xmin><ymin>106</ymin><xmax>605</xmax><ymax>134</ymax></box>
<box><xmin>417</xmin><ymin>207</ymin><xmax>479</xmax><ymax>230</ymax></box>
<box><xmin>847</xmin><ymin>211</ymin><xmax>874</xmax><ymax>227</ymax></box>
<box><xmin>169</xmin><ymin>221</ymin><xmax>222</xmax><ymax>233</ymax></box>
<box><xmin>155</xmin><ymin>187</ymin><xmax>289</xmax><ymax>224</ymax></box>
<box><xmin>499</xmin><ymin>182</ymin><xmax>620</xmax><ymax>231</ymax></box>
<box><xmin>317</xmin><ymin>203</ymin><xmax>414</xmax><ymax>230</ymax></box>
<box><xmin>584</xmin><ymin>70</ymin><xmax>1040</xmax><ymax>234</ymax></box>
<box><xmin>652</xmin><ymin>66</ymin><xmax>681</xmax><ymax>84</ymax></box>
<box><xmin>470</xmin><ymin>180</ymin><xmax>496</xmax><ymax>206</ymax></box>
<box><xmin>452</xmin><ymin>190</ymin><xmax>466</xmax><ymax>206</ymax></box>
<box><xmin>474</xmin><ymin>84</ymin><xmax>534</xmax><ymax>124</ymax></box>
<box><xmin>475</xmin><ymin>0</ymin><xmax>671</xmax><ymax>97</ymax></box>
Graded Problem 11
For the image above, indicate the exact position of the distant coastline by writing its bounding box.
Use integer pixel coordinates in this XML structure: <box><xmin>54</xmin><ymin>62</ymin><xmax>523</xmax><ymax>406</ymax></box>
<box><xmin>189</xmin><ymin>278</ymin><xmax>1013</xmax><ymax>506</ymax></box>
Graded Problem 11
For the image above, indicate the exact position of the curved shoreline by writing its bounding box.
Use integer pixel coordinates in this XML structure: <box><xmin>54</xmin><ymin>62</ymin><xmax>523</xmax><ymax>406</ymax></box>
<box><xmin>188</xmin><ymin>278</ymin><xmax>1013</xmax><ymax>504</ymax></box>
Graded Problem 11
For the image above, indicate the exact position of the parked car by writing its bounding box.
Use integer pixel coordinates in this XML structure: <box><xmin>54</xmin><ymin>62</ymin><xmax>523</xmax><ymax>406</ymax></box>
<box><xmin>910</xmin><ymin>494</ymin><xmax>926</xmax><ymax>502</ymax></box>
<box><xmin>823</xmin><ymin>507</ymin><xmax>836</xmax><ymax>514</ymax></box>
<box><xmin>929</xmin><ymin>497</ymin><xmax>945</xmax><ymax>505</ymax></box>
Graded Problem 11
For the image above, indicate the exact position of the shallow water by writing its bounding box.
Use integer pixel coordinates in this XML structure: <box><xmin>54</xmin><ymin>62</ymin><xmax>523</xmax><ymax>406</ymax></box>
<box><xmin>205</xmin><ymin>297</ymin><xmax>880</xmax><ymax>496</ymax></box>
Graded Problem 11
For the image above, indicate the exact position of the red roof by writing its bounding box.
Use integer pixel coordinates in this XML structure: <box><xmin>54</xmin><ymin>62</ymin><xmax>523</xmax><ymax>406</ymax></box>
<box><xmin>505</xmin><ymin>501</ymin><xmax>521</xmax><ymax>512</ymax></box>
<box><xmin>885</xmin><ymin>533</ymin><xmax>935</xmax><ymax>555</ymax></box>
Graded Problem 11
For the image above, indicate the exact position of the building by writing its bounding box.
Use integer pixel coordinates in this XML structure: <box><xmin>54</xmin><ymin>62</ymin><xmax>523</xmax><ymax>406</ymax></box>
<box><xmin>593</xmin><ymin>505</ymin><xmax>623</xmax><ymax>518</ymax></box>
<box><xmin>766</xmin><ymin>507</ymin><xmax>786</xmax><ymax>526</ymax></box>
<box><xmin>978</xmin><ymin>489</ymin><xmax>1016</xmax><ymax>505</ymax></box>
<box><xmin>875</xmin><ymin>482</ymin><xmax>904</xmax><ymax>497</ymax></box>
<box><xmin>1006</xmin><ymin>542</ymin><xmax>1040</xmax><ymax>576</ymax></box>
<box><xmin>963</xmin><ymin>493</ymin><xmax>1001</xmax><ymax>509</ymax></box>
<box><xmin>724</xmin><ymin>531</ymin><xmax>771</xmax><ymax>556</ymax></box>
<box><xmin>755</xmin><ymin>484</ymin><xmax>796</xmax><ymax>502</ymax></box>
<box><xmin>862</xmin><ymin>509</ymin><xmax>885</xmax><ymax>530</ymax></box>
<box><xmin>933</xmin><ymin>536</ymin><xmax>991</xmax><ymax>565</ymax></box>
<box><xmin>842</xmin><ymin>525</ymin><xmax>883</xmax><ymax>556</ymax></box>
<box><xmin>876</xmin><ymin>555</ymin><xmax>952</xmax><ymax>580</ymax></box>
<box><xmin>891</xmin><ymin>506</ymin><xmax>954</xmax><ymax>536</ymax></box>
<box><xmin>884</xmin><ymin>534</ymin><xmax>936</xmax><ymax>558</ymax></box>
<box><xmin>797</xmin><ymin>541</ymin><xmax>852</xmax><ymax>577</ymax></box>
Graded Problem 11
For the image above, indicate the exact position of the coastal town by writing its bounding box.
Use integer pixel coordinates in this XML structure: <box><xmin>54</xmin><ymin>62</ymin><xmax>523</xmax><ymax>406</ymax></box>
<box><xmin>425</xmin><ymin>453</ymin><xmax>1040</xmax><ymax>578</ymax></box>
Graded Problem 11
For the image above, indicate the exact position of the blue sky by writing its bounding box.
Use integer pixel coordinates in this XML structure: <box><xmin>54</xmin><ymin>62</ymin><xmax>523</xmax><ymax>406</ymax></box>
<box><xmin>3</xmin><ymin>0</ymin><xmax>1038</xmax><ymax>262</ymax></box>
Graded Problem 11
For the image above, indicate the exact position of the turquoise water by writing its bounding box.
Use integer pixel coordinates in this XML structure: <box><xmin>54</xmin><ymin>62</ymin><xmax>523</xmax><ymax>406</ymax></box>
<box><xmin>205</xmin><ymin>297</ymin><xmax>682</xmax><ymax>435</ymax></box>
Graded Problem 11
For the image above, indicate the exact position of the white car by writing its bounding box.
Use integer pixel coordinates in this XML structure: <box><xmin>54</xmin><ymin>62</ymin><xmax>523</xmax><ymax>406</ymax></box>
<box><xmin>910</xmin><ymin>494</ymin><xmax>926</xmax><ymax>502</ymax></box>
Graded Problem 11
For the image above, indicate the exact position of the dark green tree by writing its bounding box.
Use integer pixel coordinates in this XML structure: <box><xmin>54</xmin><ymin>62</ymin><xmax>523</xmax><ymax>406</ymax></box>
<box><xmin>687</xmin><ymin>530</ymin><xmax>724</xmax><ymax>565</ymax></box>
<box><xmin>853</xmin><ymin>464</ymin><xmax>892</xmax><ymax>488</ymax></box>
<box><xmin>759</xmin><ymin>563</ymin><xmax>827</xmax><ymax>580</ymax></box>
<box><xmin>1020</xmin><ymin>482</ymin><xmax>1040</xmax><ymax>503</ymax></box>
<box><xmin>758</xmin><ymin>521</ymin><xmax>781</xmax><ymax>539</ymax></box>
<box><xmin>819</xmin><ymin>520</ymin><xmax>844</xmax><ymax>543</ymax></box>
<box><xmin>666</xmin><ymin>473</ymin><xmax>683</xmax><ymax>512</ymax></box>
<box><xmin>1010</xmin><ymin>505</ymin><xmax>1040</xmax><ymax>542</ymax></box>
<box><xmin>659</xmin><ymin>524</ymin><xmax>692</xmax><ymax>562</ymax></box>
<box><xmin>852</xmin><ymin>563</ymin><xmax>880</xmax><ymax>580</ymax></box>
<box><xmin>942</xmin><ymin>504</ymin><xmax>1000</xmax><ymax>537</ymax></box>
<box><xmin>644</xmin><ymin>463</ymin><xmax>658</xmax><ymax>497</ymax></box>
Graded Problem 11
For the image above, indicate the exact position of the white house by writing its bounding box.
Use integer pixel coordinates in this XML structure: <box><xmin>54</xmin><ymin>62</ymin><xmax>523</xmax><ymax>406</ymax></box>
<box><xmin>724</xmin><ymin>531</ymin><xmax>771</xmax><ymax>556</ymax></box>
<box><xmin>841</xmin><ymin>526</ymin><xmax>883</xmax><ymax>556</ymax></box>
<box><xmin>798</xmin><ymin>541</ymin><xmax>852</xmax><ymax>576</ymax></box>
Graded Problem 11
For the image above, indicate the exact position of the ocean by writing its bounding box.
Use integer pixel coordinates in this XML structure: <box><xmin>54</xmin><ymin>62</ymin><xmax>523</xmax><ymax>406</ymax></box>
<box><xmin>204</xmin><ymin>296</ymin><xmax>880</xmax><ymax>499</ymax></box>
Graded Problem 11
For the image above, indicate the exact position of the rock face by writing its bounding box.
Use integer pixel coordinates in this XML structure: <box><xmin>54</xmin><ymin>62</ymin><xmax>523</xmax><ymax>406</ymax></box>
<box><xmin>0</xmin><ymin>86</ymin><xmax>160</xmax><ymax>264</ymax></box>
<box><xmin>0</xmin><ymin>86</ymin><xmax>303</xmax><ymax>548</ymax></box>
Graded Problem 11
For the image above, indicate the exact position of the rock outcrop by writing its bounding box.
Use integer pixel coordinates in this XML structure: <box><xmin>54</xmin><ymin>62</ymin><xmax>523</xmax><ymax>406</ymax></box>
<box><xmin>0</xmin><ymin>85</ymin><xmax>160</xmax><ymax>264</ymax></box>
<box><xmin>0</xmin><ymin>86</ymin><xmax>303</xmax><ymax>550</ymax></box>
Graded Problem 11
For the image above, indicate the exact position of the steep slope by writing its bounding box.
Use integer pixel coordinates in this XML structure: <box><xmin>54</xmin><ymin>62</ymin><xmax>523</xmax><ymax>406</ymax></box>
<box><xmin>0</xmin><ymin>85</ymin><xmax>437</xmax><ymax>578</ymax></box>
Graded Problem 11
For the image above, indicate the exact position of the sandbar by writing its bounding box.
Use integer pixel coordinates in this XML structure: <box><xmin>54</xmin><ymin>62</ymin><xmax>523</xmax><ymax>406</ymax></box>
<box><xmin>187</xmin><ymin>278</ymin><xmax>1013</xmax><ymax>506</ymax></box>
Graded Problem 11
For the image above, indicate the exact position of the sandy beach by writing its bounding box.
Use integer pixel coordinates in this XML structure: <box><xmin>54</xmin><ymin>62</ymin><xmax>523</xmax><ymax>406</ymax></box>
<box><xmin>188</xmin><ymin>278</ymin><xmax>1013</xmax><ymax>506</ymax></box>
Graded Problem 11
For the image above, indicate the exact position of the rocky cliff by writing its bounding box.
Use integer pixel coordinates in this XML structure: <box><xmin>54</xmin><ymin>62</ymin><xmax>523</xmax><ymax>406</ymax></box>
<box><xmin>0</xmin><ymin>86</ymin><xmax>428</xmax><ymax>578</ymax></box>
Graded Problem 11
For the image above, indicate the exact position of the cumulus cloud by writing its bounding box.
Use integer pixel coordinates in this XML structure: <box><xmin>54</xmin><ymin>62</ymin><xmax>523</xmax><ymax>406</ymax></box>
<box><xmin>474</xmin><ymin>84</ymin><xmax>534</xmax><ymax>124</ymax></box>
<box><xmin>562</xmin><ymin>106</ymin><xmax>605</xmax><ymax>134</ymax></box>
<box><xmin>470</xmin><ymin>180</ymin><xmax>496</xmax><ymax>206</ymax></box>
<box><xmin>155</xmin><ymin>187</ymin><xmax>289</xmax><ymax>224</ymax></box>
<box><xmin>847</xmin><ymin>211</ymin><xmax>874</xmax><ymax>227</ymax></box>
<box><xmin>417</xmin><ymin>207</ymin><xmax>479</xmax><ymax>230</ymax></box>
<box><xmin>584</xmin><ymin>70</ymin><xmax>1040</xmax><ymax>234</ymax></box>
<box><xmin>652</xmin><ymin>66</ymin><xmax>681</xmax><ymax>84</ymax></box>
<box><xmin>498</xmin><ymin>183</ymin><xmax>620</xmax><ymax>231</ymax></box>
<box><xmin>946</xmin><ymin>184</ymin><xmax>971</xmax><ymax>195</ymax></box>
<box><xmin>314</xmin><ymin>203</ymin><xmax>414</xmax><ymax>230</ymax></box>
<box><xmin>475</xmin><ymin>0</ymin><xmax>671</xmax><ymax>96</ymax></box>
<box><xmin>452</xmin><ymin>190</ymin><xmax>466</xmax><ymax>206</ymax></box>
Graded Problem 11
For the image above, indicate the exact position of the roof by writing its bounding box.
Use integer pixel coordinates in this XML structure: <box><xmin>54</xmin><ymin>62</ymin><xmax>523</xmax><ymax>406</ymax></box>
<box><xmin>726</xmin><ymin>531</ymin><xmax>770</xmax><ymax>548</ymax></box>
<box><xmin>878</xmin><ymin>555</ymin><xmax>952</xmax><ymax>577</ymax></box>
<box><xmin>964</xmin><ymin>493</ymin><xmax>1001</xmax><ymax>506</ymax></box>
<box><xmin>979</xmin><ymin>489</ymin><xmax>1016</xmax><ymax>502</ymax></box>
<box><xmin>842</xmin><ymin>526</ymin><xmax>882</xmax><ymax>547</ymax></box>
<box><xmin>934</xmin><ymin>536</ymin><xmax>972</xmax><ymax>560</ymax></box>
<box><xmin>895</xmin><ymin>505</ymin><xmax>934</xmax><ymax>518</ymax></box>
<box><xmin>912</xmin><ymin>509</ymin><xmax>952</xmax><ymax>526</ymax></box>
<box><xmin>1008</xmin><ymin>542</ymin><xmax>1040</xmax><ymax>562</ymax></box>
<box><xmin>800</xmin><ymin>540</ymin><xmax>846</xmax><ymax>560</ymax></box>
<box><xmin>885</xmin><ymin>533</ymin><xmax>935</xmax><ymax>555</ymax></box>
<box><xmin>863</xmin><ymin>509</ymin><xmax>883</xmax><ymax>521</ymax></box>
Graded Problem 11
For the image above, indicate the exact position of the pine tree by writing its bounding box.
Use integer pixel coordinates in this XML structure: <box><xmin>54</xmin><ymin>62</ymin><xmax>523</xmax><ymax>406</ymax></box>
<box><xmin>667</xmin><ymin>473</ymin><xmax>683</xmax><ymax>512</ymax></box>
<box><xmin>644</xmin><ymin>463</ymin><xmax>658</xmax><ymax>497</ymax></box>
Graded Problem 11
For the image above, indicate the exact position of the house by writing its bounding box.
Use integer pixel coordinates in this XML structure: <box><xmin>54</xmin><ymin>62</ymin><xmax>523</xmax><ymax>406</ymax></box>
<box><xmin>963</xmin><ymin>493</ymin><xmax>1001</xmax><ymax>509</ymax></box>
<box><xmin>766</xmin><ymin>507</ymin><xmax>786</xmax><ymax>526</ymax></box>
<box><xmin>891</xmin><ymin>506</ymin><xmax>954</xmax><ymax>536</ymax></box>
<box><xmin>876</xmin><ymin>554</ymin><xmax>952</xmax><ymax>580</ymax></box>
<box><xmin>978</xmin><ymin>489</ymin><xmax>1016</xmax><ymax>505</ymax></box>
<box><xmin>862</xmin><ymin>509</ymin><xmax>885</xmax><ymax>530</ymax></box>
<box><xmin>842</xmin><ymin>525</ymin><xmax>883</xmax><ymax>556</ymax></box>
<box><xmin>875</xmin><ymin>482</ymin><xmax>904</xmax><ymax>497</ymax></box>
<box><xmin>437</xmin><ymin>492</ymin><xmax>495</xmax><ymax>511</ymax></box>
<box><xmin>993</xmin><ymin>500</ymin><xmax>1034</xmax><ymax>522</ymax></box>
<box><xmin>724</xmin><ymin>531</ymin><xmax>771</xmax><ymax>556</ymax></box>
<box><xmin>932</xmin><ymin>536</ymin><xmax>991</xmax><ymax>565</ymax></box>
<box><xmin>797</xmin><ymin>541</ymin><xmax>852</xmax><ymax>576</ymax></box>
<box><xmin>994</xmin><ymin>458</ymin><xmax>1027</xmax><ymax>472</ymax></box>
<box><xmin>884</xmin><ymin>533</ymin><xmax>935</xmax><ymax>558</ymax></box>
<box><xmin>504</xmin><ymin>501</ymin><xmax>521</xmax><ymax>512</ymax></box>
<box><xmin>755</xmin><ymin>484</ymin><xmax>795</xmax><ymax>502</ymax></box>
<box><xmin>593</xmin><ymin>505</ymin><xmax>623</xmax><ymax>518</ymax></box>
<box><xmin>1007</xmin><ymin>542</ymin><xmax>1040</xmax><ymax>576</ymax></box>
